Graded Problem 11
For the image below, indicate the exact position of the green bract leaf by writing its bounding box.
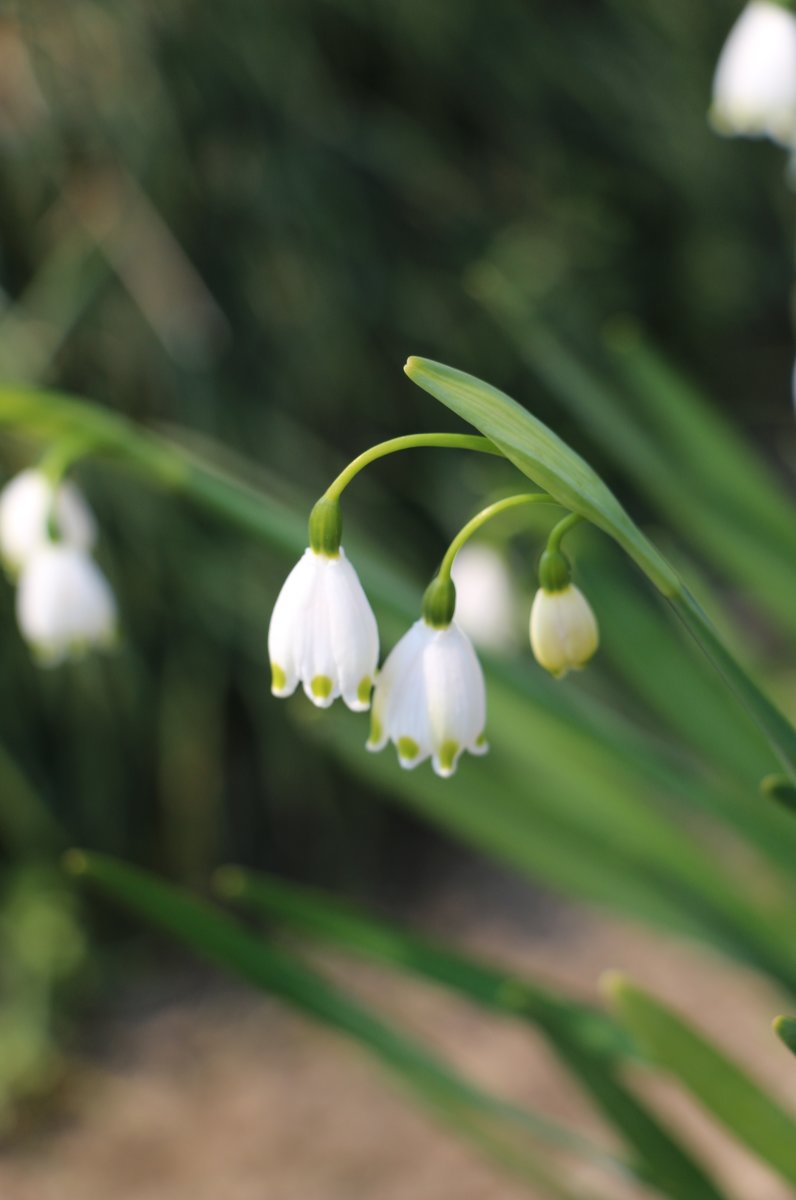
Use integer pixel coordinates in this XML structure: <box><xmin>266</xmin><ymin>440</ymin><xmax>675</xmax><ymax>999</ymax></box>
<box><xmin>605</xmin><ymin>973</ymin><xmax>796</xmax><ymax>1188</ymax></box>
<box><xmin>403</xmin><ymin>356</ymin><xmax>679</xmax><ymax>596</ymax></box>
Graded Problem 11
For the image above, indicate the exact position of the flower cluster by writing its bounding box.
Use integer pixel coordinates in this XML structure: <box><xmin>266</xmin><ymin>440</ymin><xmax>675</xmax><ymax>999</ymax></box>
<box><xmin>268</xmin><ymin>494</ymin><xmax>598</xmax><ymax>779</ymax></box>
<box><xmin>0</xmin><ymin>468</ymin><xmax>117</xmax><ymax>665</ymax></box>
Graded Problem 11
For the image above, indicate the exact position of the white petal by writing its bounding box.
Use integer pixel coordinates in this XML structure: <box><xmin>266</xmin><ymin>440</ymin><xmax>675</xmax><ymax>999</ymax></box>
<box><xmin>711</xmin><ymin>1</ymin><xmax>796</xmax><ymax>146</ymax></box>
<box><xmin>267</xmin><ymin>549</ymin><xmax>321</xmax><ymax>697</ymax></box>
<box><xmin>0</xmin><ymin>470</ymin><xmax>96</xmax><ymax>574</ymax></box>
<box><xmin>422</xmin><ymin>623</ymin><xmax>486</xmax><ymax>776</ymax></box>
<box><xmin>17</xmin><ymin>544</ymin><xmax>116</xmax><ymax>665</ymax></box>
<box><xmin>325</xmin><ymin>550</ymin><xmax>379</xmax><ymax>711</ymax></box>
<box><xmin>368</xmin><ymin>619</ymin><xmax>487</xmax><ymax>777</ymax></box>
<box><xmin>368</xmin><ymin>620</ymin><xmax>429</xmax><ymax>754</ymax></box>
<box><xmin>530</xmin><ymin>585</ymin><xmax>599</xmax><ymax>677</ymax></box>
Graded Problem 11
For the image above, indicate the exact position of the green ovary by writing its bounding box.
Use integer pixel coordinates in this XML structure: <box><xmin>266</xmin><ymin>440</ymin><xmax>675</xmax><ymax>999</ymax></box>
<box><xmin>310</xmin><ymin>674</ymin><xmax>333</xmax><ymax>700</ymax></box>
<box><xmin>397</xmin><ymin>736</ymin><xmax>420</xmax><ymax>761</ymax></box>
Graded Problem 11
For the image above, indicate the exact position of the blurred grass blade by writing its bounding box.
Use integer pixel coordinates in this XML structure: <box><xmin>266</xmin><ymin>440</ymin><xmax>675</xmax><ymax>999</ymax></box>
<box><xmin>774</xmin><ymin>1017</ymin><xmax>796</xmax><ymax>1058</ymax></box>
<box><xmin>604</xmin><ymin>326</ymin><xmax>796</xmax><ymax>554</ymax></box>
<box><xmin>216</xmin><ymin>866</ymin><xmax>728</xmax><ymax>1200</ymax></box>
<box><xmin>213</xmin><ymin>865</ymin><xmax>631</xmax><ymax>1058</ymax></box>
<box><xmin>403</xmin><ymin>355</ymin><xmax>679</xmax><ymax>595</ymax></box>
<box><xmin>64</xmin><ymin>849</ymin><xmax>625</xmax><ymax>1196</ymax></box>
<box><xmin>604</xmin><ymin>973</ymin><xmax>796</xmax><ymax>1188</ymax></box>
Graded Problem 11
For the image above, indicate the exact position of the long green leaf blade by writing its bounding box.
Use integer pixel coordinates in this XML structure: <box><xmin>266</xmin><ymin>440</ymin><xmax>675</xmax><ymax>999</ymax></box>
<box><xmin>216</xmin><ymin>866</ymin><xmax>728</xmax><ymax>1200</ymax></box>
<box><xmin>63</xmin><ymin>849</ymin><xmax>622</xmax><ymax>1196</ymax></box>
<box><xmin>605</xmin><ymin>973</ymin><xmax>796</xmax><ymax>1188</ymax></box>
<box><xmin>403</xmin><ymin>355</ymin><xmax>679</xmax><ymax>595</ymax></box>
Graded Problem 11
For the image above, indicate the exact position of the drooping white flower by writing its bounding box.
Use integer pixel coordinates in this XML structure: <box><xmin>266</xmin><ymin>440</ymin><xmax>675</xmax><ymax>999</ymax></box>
<box><xmin>0</xmin><ymin>468</ymin><xmax>97</xmax><ymax>575</ymax></box>
<box><xmin>710</xmin><ymin>0</ymin><xmax>796</xmax><ymax>147</ymax></box>
<box><xmin>530</xmin><ymin>584</ymin><xmax>599</xmax><ymax>679</ymax></box>
<box><xmin>450</xmin><ymin>543</ymin><xmax>517</xmax><ymax>653</ymax></box>
<box><xmin>367</xmin><ymin>619</ymin><xmax>488</xmax><ymax>778</ymax></box>
<box><xmin>268</xmin><ymin>547</ymin><xmax>379</xmax><ymax>711</ymax></box>
<box><xmin>16</xmin><ymin>543</ymin><xmax>117</xmax><ymax>666</ymax></box>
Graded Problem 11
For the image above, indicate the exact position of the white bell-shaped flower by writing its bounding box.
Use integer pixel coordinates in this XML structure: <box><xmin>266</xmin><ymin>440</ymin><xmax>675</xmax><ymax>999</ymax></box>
<box><xmin>530</xmin><ymin>584</ymin><xmax>599</xmax><ymax>679</ymax></box>
<box><xmin>450</xmin><ymin>543</ymin><xmax>517</xmax><ymax>653</ymax></box>
<box><xmin>367</xmin><ymin>619</ymin><xmax>488</xmax><ymax>778</ymax></box>
<box><xmin>710</xmin><ymin>0</ymin><xmax>796</xmax><ymax>147</ymax></box>
<box><xmin>0</xmin><ymin>468</ymin><xmax>97</xmax><ymax>575</ymax></box>
<box><xmin>268</xmin><ymin>547</ymin><xmax>379</xmax><ymax>711</ymax></box>
<box><xmin>17</xmin><ymin>543</ymin><xmax>117</xmax><ymax>666</ymax></box>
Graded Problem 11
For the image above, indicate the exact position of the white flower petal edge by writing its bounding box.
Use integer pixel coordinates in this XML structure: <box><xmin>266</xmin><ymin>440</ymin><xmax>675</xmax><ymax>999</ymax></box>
<box><xmin>268</xmin><ymin>547</ymin><xmax>379</xmax><ymax>712</ymax></box>
<box><xmin>530</xmin><ymin>584</ymin><xmax>599</xmax><ymax>679</ymax></box>
<box><xmin>16</xmin><ymin>544</ymin><xmax>117</xmax><ymax>667</ymax></box>
<box><xmin>0</xmin><ymin>468</ymin><xmax>97</xmax><ymax>575</ymax></box>
<box><xmin>710</xmin><ymin>0</ymin><xmax>796</xmax><ymax>146</ymax></box>
<box><xmin>367</xmin><ymin>619</ymin><xmax>488</xmax><ymax>778</ymax></box>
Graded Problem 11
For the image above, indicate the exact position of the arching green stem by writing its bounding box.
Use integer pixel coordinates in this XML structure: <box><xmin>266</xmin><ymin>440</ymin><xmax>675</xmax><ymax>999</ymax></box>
<box><xmin>323</xmin><ymin>434</ymin><xmax>502</xmax><ymax>501</ymax></box>
<box><xmin>437</xmin><ymin>493</ymin><xmax>561</xmax><ymax>583</ymax></box>
<box><xmin>422</xmin><ymin>493</ymin><xmax>565</xmax><ymax>627</ymax></box>
<box><xmin>545</xmin><ymin>512</ymin><xmax>582</xmax><ymax>554</ymax></box>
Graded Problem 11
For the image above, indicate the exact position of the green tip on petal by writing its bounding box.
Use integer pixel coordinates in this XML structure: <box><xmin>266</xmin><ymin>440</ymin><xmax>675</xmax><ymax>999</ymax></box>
<box><xmin>271</xmin><ymin>662</ymin><xmax>287</xmax><ymax>693</ymax></box>
<box><xmin>397</xmin><ymin>736</ymin><xmax>420</xmax><ymax>763</ymax></box>
<box><xmin>367</xmin><ymin>716</ymin><xmax>383</xmax><ymax>750</ymax></box>
<box><xmin>311</xmin><ymin>674</ymin><xmax>333</xmax><ymax>700</ymax></box>
<box><xmin>475</xmin><ymin>732</ymin><xmax>487</xmax><ymax>748</ymax></box>
<box><xmin>438</xmin><ymin>739</ymin><xmax>459</xmax><ymax>773</ymax></box>
<box><xmin>357</xmin><ymin>676</ymin><xmax>373</xmax><ymax>705</ymax></box>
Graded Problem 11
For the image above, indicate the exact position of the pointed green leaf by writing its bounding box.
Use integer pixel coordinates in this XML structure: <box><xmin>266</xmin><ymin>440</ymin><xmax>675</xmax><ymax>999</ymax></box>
<box><xmin>774</xmin><ymin>1017</ymin><xmax>796</xmax><ymax>1059</ymax></box>
<box><xmin>403</xmin><ymin>356</ymin><xmax>679</xmax><ymax>595</ymax></box>
<box><xmin>605</xmin><ymin>973</ymin><xmax>796</xmax><ymax>1188</ymax></box>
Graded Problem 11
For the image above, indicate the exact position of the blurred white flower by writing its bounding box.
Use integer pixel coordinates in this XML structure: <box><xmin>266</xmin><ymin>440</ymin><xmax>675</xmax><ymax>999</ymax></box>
<box><xmin>710</xmin><ymin>0</ymin><xmax>796</xmax><ymax>147</ymax></box>
<box><xmin>268</xmin><ymin>547</ymin><xmax>379</xmax><ymax>711</ymax></box>
<box><xmin>530</xmin><ymin>584</ymin><xmax>599</xmax><ymax>678</ymax></box>
<box><xmin>0</xmin><ymin>468</ymin><xmax>96</xmax><ymax>576</ymax></box>
<box><xmin>17</xmin><ymin>544</ymin><xmax>117</xmax><ymax>666</ymax></box>
<box><xmin>367</xmin><ymin>619</ymin><xmax>487</xmax><ymax>778</ymax></box>
<box><xmin>450</xmin><ymin>543</ymin><xmax>516</xmax><ymax>652</ymax></box>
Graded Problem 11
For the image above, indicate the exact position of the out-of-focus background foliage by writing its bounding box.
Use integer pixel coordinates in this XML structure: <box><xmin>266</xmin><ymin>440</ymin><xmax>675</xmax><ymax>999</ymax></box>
<box><xmin>5</xmin><ymin>0</ymin><xmax>796</xmax><ymax>1195</ymax></box>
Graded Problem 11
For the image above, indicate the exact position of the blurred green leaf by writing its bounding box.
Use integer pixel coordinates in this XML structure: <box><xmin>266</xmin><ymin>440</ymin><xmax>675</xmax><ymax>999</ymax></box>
<box><xmin>65</xmin><ymin>849</ymin><xmax>626</xmax><ymax>1196</ymax></box>
<box><xmin>605</xmin><ymin>973</ymin><xmax>796</xmax><ymax>1189</ymax></box>
<box><xmin>217</xmin><ymin>866</ymin><xmax>729</xmax><ymax>1200</ymax></box>
<box><xmin>773</xmin><ymin>1016</ymin><xmax>796</xmax><ymax>1058</ymax></box>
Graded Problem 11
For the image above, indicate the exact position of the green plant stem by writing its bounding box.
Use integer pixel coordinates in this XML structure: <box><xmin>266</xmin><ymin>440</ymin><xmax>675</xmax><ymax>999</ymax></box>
<box><xmin>323</xmin><ymin>433</ymin><xmax>503</xmax><ymax>500</ymax></box>
<box><xmin>437</xmin><ymin>493</ymin><xmax>561</xmax><ymax>581</ymax></box>
<box><xmin>546</xmin><ymin>512</ymin><xmax>582</xmax><ymax>554</ymax></box>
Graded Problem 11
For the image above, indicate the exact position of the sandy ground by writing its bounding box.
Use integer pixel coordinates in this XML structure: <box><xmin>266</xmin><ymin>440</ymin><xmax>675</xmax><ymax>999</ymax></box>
<box><xmin>1</xmin><ymin>858</ymin><xmax>794</xmax><ymax>1200</ymax></box>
